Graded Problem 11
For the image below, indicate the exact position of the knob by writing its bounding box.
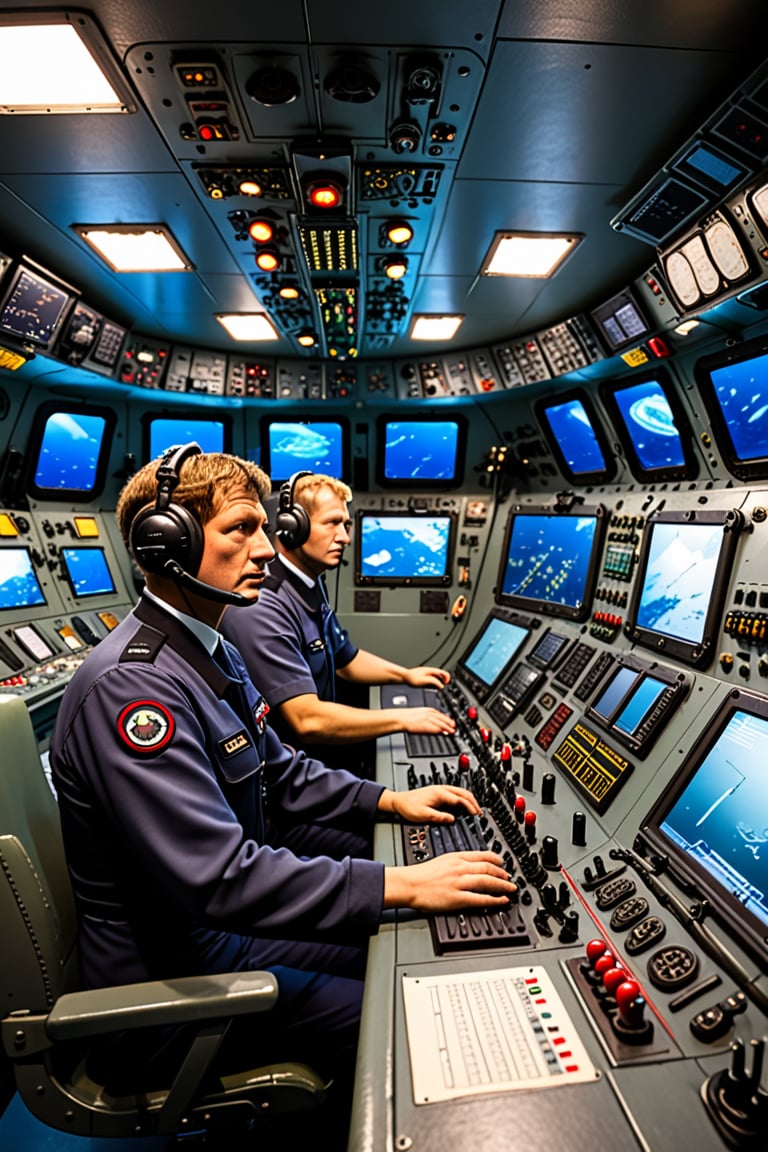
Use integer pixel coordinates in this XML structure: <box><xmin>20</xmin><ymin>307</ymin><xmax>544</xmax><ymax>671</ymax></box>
<box><xmin>541</xmin><ymin>773</ymin><xmax>556</xmax><ymax>804</ymax></box>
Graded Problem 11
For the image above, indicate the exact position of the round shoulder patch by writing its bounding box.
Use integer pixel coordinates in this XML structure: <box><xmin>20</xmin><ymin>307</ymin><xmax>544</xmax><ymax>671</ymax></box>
<box><xmin>118</xmin><ymin>700</ymin><xmax>175</xmax><ymax>753</ymax></box>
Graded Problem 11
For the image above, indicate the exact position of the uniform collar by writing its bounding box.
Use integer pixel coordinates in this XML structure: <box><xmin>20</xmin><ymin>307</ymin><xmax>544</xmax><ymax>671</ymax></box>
<box><xmin>142</xmin><ymin>586</ymin><xmax>220</xmax><ymax>655</ymax></box>
<box><xmin>133</xmin><ymin>594</ymin><xmax>232</xmax><ymax>698</ymax></box>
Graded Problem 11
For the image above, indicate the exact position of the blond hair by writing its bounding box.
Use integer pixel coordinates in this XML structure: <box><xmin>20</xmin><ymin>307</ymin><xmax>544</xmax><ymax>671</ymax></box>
<box><xmin>292</xmin><ymin>473</ymin><xmax>352</xmax><ymax>513</ymax></box>
<box><xmin>116</xmin><ymin>451</ymin><xmax>270</xmax><ymax>549</ymax></box>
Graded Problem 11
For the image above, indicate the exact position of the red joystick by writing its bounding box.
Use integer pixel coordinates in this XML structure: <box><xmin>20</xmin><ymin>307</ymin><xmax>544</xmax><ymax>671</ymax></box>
<box><xmin>467</xmin><ymin>706</ymin><xmax>478</xmax><ymax>723</ymax></box>
<box><xmin>524</xmin><ymin>809</ymin><xmax>537</xmax><ymax>841</ymax></box>
<box><xmin>586</xmin><ymin>939</ymin><xmax>607</xmax><ymax>965</ymax></box>
<box><xmin>602</xmin><ymin>966</ymin><xmax>627</xmax><ymax>997</ymax></box>
<box><xmin>500</xmin><ymin>742</ymin><xmax>511</xmax><ymax>764</ymax></box>
<box><xmin>615</xmin><ymin>979</ymin><xmax>644</xmax><ymax>1026</ymax></box>
<box><xmin>480</xmin><ymin>726</ymin><xmax>491</xmax><ymax>745</ymax></box>
<box><xmin>514</xmin><ymin>795</ymin><xmax>526</xmax><ymax>821</ymax></box>
<box><xmin>458</xmin><ymin>752</ymin><xmax>471</xmax><ymax>773</ymax></box>
<box><xmin>593</xmin><ymin>954</ymin><xmax>617</xmax><ymax>982</ymax></box>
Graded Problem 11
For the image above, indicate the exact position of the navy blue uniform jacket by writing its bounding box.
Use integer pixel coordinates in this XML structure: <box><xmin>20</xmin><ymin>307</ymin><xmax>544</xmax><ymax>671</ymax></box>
<box><xmin>50</xmin><ymin>595</ymin><xmax>386</xmax><ymax>989</ymax></box>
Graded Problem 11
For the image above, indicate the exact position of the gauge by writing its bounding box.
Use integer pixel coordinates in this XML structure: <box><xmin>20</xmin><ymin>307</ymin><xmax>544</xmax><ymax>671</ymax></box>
<box><xmin>680</xmin><ymin>235</ymin><xmax>720</xmax><ymax>296</ymax></box>
<box><xmin>705</xmin><ymin>218</ymin><xmax>750</xmax><ymax>281</ymax></box>
<box><xmin>751</xmin><ymin>183</ymin><xmax>768</xmax><ymax>229</ymax></box>
<box><xmin>664</xmin><ymin>250</ymin><xmax>700</xmax><ymax>307</ymax></box>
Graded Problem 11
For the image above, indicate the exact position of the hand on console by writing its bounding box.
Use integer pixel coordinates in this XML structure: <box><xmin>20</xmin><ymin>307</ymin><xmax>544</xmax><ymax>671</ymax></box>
<box><xmin>378</xmin><ymin>784</ymin><xmax>480</xmax><ymax>824</ymax></box>
<box><xmin>382</xmin><ymin>850</ymin><xmax>517</xmax><ymax>913</ymax></box>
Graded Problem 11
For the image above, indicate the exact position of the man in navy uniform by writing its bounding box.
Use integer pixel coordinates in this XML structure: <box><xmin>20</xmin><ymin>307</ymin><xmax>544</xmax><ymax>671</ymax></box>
<box><xmin>50</xmin><ymin>446</ymin><xmax>514</xmax><ymax>1119</ymax></box>
<box><xmin>220</xmin><ymin>471</ymin><xmax>456</xmax><ymax>771</ymax></box>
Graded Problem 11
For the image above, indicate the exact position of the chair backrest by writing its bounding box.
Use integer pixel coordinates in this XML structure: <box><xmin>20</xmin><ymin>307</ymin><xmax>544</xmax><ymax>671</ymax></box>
<box><xmin>0</xmin><ymin>694</ymin><xmax>78</xmax><ymax>1018</ymax></box>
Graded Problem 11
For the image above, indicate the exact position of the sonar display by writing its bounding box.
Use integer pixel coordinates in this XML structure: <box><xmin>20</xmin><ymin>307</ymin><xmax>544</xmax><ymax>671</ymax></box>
<box><xmin>267</xmin><ymin>421</ymin><xmax>344</xmax><ymax>479</ymax></box>
<box><xmin>708</xmin><ymin>349</ymin><xmax>768</xmax><ymax>465</ymax></box>
<box><xmin>359</xmin><ymin>514</ymin><xmax>452</xmax><ymax>581</ymax></box>
<box><xmin>540</xmin><ymin>398</ymin><xmax>607</xmax><ymax>476</ymax></box>
<box><xmin>499</xmin><ymin>513</ymin><xmax>599</xmax><ymax>614</ymax></box>
<box><xmin>635</xmin><ymin>520</ymin><xmax>723</xmax><ymax>645</ymax></box>
<box><xmin>381</xmin><ymin>420</ymin><xmax>460</xmax><ymax>481</ymax></box>
<box><xmin>34</xmin><ymin>411</ymin><xmax>108</xmax><ymax>492</ymax></box>
<box><xmin>659</xmin><ymin>708</ymin><xmax>768</xmax><ymax>933</ymax></box>
<box><xmin>0</xmin><ymin>548</ymin><xmax>46</xmax><ymax>610</ymax></box>
<box><xmin>611</xmin><ymin>379</ymin><xmax>686</xmax><ymax>471</ymax></box>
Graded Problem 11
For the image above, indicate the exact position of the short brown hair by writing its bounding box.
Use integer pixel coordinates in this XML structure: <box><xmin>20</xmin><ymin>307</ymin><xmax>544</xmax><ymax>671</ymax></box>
<box><xmin>293</xmin><ymin>473</ymin><xmax>352</xmax><ymax>514</ymax></box>
<box><xmin>116</xmin><ymin>451</ymin><xmax>270</xmax><ymax>548</ymax></box>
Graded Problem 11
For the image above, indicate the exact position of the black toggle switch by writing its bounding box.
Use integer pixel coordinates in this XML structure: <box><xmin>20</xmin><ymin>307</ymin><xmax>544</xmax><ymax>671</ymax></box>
<box><xmin>541</xmin><ymin>772</ymin><xmax>556</xmax><ymax>804</ymax></box>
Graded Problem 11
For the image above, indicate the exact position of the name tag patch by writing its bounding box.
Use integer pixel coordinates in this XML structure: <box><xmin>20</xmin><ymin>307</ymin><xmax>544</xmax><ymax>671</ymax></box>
<box><xmin>219</xmin><ymin>729</ymin><xmax>252</xmax><ymax>758</ymax></box>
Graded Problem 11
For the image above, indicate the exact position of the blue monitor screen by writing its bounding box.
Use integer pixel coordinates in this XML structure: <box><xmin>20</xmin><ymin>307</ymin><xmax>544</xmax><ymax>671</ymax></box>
<box><xmin>149</xmin><ymin>418</ymin><xmax>226</xmax><ymax>460</ymax></box>
<box><xmin>267</xmin><ymin>421</ymin><xmax>345</xmax><ymax>482</ymax></box>
<box><xmin>614</xmin><ymin>676</ymin><xmax>667</xmax><ymax>735</ymax></box>
<box><xmin>635</xmin><ymin>520</ymin><xmax>724</xmax><ymax>646</ymax></box>
<box><xmin>0</xmin><ymin>548</ymin><xmax>46</xmax><ymax>610</ymax></box>
<box><xmin>708</xmin><ymin>351</ymin><xmax>768</xmax><ymax>466</ymax></box>
<box><xmin>539</xmin><ymin>399</ymin><xmax>607</xmax><ymax>476</ymax></box>
<box><xmin>610</xmin><ymin>379</ymin><xmax>686</xmax><ymax>471</ymax></box>
<box><xmin>0</xmin><ymin>265</ymin><xmax>72</xmax><ymax>346</ymax></box>
<box><xmin>462</xmin><ymin>616</ymin><xmax>529</xmax><ymax>690</ymax></box>
<box><xmin>357</xmin><ymin>513</ymin><xmax>453</xmax><ymax>584</ymax></box>
<box><xmin>61</xmin><ymin>548</ymin><xmax>116</xmax><ymax>598</ymax></box>
<box><xmin>497</xmin><ymin>512</ymin><xmax>602</xmax><ymax>620</ymax></box>
<box><xmin>379</xmin><ymin>419</ymin><xmax>462</xmax><ymax>483</ymax></box>
<box><xmin>659</xmin><ymin>708</ymin><xmax>768</xmax><ymax>934</ymax></box>
<box><xmin>33</xmin><ymin>411</ymin><xmax>108</xmax><ymax>492</ymax></box>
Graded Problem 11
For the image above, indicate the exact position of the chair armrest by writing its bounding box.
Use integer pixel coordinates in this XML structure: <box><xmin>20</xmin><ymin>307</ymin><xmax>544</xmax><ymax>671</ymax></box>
<box><xmin>45</xmin><ymin>969</ymin><xmax>278</xmax><ymax>1041</ymax></box>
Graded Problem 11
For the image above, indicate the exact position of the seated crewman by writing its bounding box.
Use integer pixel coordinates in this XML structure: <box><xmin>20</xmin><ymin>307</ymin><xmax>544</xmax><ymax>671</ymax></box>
<box><xmin>220</xmin><ymin>471</ymin><xmax>456</xmax><ymax>771</ymax></box>
<box><xmin>50</xmin><ymin>445</ymin><xmax>515</xmax><ymax>1128</ymax></box>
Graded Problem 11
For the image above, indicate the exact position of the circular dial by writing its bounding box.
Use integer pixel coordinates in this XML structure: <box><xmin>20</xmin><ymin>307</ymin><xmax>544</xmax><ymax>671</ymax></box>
<box><xmin>665</xmin><ymin>250</ymin><xmax>700</xmax><ymax>307</ymax></box>
<box><xmin>681</xmin><ymin>235</ymin><xmax>720</xmax><ymax>295</ymax></box>
<box><xmin>705</xmin><ymin>218</ymin><xmax>749</xmax><ymax>280</ymax></box>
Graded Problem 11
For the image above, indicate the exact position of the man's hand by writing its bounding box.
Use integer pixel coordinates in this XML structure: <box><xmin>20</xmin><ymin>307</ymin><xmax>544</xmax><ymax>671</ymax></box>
<box><xmin>402</xmin><ymin>665</ymin><xmax>451</xmax><ymax>689</ymax></box>
<box><xmin>378</xmin><ymin>784</ymin><xmax>480</xmax><ymax>824</ymax></box>
<box><xmin>399</xmin><ymin>706</ymin><xmax>456</xmax><ymax>735</ymax></box>
<box><xmin>383</xmin><ymin>851</ymin><xmax>516</xmax><ymax>912</ymax></box>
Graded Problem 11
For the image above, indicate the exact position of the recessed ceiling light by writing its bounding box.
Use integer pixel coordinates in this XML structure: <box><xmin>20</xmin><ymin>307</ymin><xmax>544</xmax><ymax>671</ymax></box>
<box><xmin>410</xmin><ymin>315</ymin><xmax>464</xmax><ymax>341</ymax></box>
<box><xmin>0</xmin><ymin>14</ymin><xmax>134</xmax><ymax>114</ymax></box>
<box><xmin>481</xmin><ymin>232</ymin><xmax>582</xmax><ymax>277</ymax></box>
<box><xmin>74</xmin><ymin>225</ymin><xmax>193</xmax><ymax>272</ymax></box>
<box><xmin>216</xmin><ymin>314</ymin><xmax>279</xmax><ymax>341</ymax></box>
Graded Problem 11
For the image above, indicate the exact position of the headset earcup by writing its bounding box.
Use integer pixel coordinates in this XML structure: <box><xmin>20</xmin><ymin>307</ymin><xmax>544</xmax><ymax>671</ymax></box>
<box><xmin>130</xmin><ymin>503</ymin><xmax>204</xmax><ymax>575</ymax></box>
<box><xmin>275</xmin><ymin>504</ymin><xmax>311</xmax><ymax>549</ymax></box>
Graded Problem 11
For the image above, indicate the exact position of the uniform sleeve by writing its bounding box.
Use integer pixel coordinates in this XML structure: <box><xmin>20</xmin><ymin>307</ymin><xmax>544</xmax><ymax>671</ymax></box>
<box><xmin>58</xmin><ymin>663</ymin><xmax>385</xmax><ymax>935</ymax></box>
<box><xmin>223</xmin><ymin>592</ymin><xmax>319</xmax><ymax>705</ymax></box>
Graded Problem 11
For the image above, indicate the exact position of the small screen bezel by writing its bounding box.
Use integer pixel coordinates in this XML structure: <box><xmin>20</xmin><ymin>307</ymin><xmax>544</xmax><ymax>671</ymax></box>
<box><xmin>599</xmin><ymin>369</ymin><xmax>699</xmax><ymax>482</ymax></box>
<box><xmin>354</xmin><ymin>509</ymin><xmax>457</xmax><ymax>587</ymax></box>
<box><xmin>494</xmin><ymin>503</ymin><xmax>607</xmax><ymax>622</ymax></box>
<box><xmin>375</xmin><ymin>413</ymin><xmax>467</xmax><ymax>489</ymax></box>
<box><xmin>534</xmin><ymin>390</ymin><xmax>614</xmax><ymax>485</ymax></box>
<box><xmin>454</xmin><ymin>609</ymin><xmax>531</xmax><ymax>702</ymax></box>
<box><xmin>626</xmin><ymin>508</ymin><xmax>742</xmax><ymax>668</ymax></box>
<box><xmin>260</xmin><ymin>415</ymin><xmax>350</xmax><ymax>485</ymax></box>
<box><xmin>694</xmin><ymin>333</ymin><xmax>768</xmax><ymax>481</ymax></box>
<box><xmin>0</xmin><ymin>546</ymin><xmax>47</xmax><ymax>611</ymax></box>
<box><xmin>60</xmin><ymin>546</ymin><xmax>117</xmax><ymax>600</ymax></box>
<box><xmin>0</xmin><ymin>262</ymin><xmax>74</xmax><ymax>349</ymax></box>
<box><xmin>25</xmin><ymin>401</ymin><xmax>117</xmax><ymax>501</ymax></box>
<box><xmin>641</xmin><ymin>686</ymin><xmax>768</xmax><ymax>966</ymax></box>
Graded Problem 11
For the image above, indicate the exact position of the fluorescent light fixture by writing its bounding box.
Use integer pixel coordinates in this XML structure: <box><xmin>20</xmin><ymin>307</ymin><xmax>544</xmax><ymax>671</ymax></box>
<box><xmin>410</xmin><ymin>314</ymin><xmax>464</xmax><ymax>341</ymax></box>
<box><xmin>0</xmin><ymin>13</ymin><xmax>134</xmax><ymax>114</ymax></box>
<box><xmin>481</xmin><ymin>232</ymin><xmax>582</xmax><ymax>277</ymax></box>
<box><xmin>216</xmin><ymin>314</ymin><xmax>279</xmax><ymax>341</ymax></box>
<box><xmin>74</xmin><ymin>225</ymin><xmax>193</xmax><ymax>272</ymax></box>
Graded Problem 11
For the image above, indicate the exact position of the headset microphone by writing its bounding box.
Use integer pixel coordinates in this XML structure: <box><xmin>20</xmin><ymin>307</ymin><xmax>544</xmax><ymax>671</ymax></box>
<box><xmin>162</xmin><ymin>559</ymin><xmax>252</xmax><ymax>607</ymax></box>
<box><xmin>130</xmin><ymin>441</ymin><xmax>256</xmax><ymax>609</ymax></box>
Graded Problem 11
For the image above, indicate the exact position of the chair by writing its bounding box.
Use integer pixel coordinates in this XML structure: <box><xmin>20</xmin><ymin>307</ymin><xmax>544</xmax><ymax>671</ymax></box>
<box><xmin>0</xmin><ymin>693</ymin><xmax>327</xmax><ymax>1141</ymax></box>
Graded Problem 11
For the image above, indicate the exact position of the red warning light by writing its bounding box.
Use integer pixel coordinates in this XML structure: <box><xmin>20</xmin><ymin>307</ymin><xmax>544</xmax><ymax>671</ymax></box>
<box><xmin>305</xmin><ymin>177</ymin><xmax>344</xmax><ymax>210</ymax></box>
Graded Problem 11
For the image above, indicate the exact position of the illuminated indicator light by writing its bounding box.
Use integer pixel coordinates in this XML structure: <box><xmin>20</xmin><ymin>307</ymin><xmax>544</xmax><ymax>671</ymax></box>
<box><xmin>565</xmin><ymin>1065</ymin><xmax>580</xmax><ymax>1073</ymax></box>
<box><xmin>648</xmin><ymin>336</ymin><xmax>670</xmax><ymax>358</ymax></box>
<box><xmin>239</xmin><ymin>179</ymin><xmax>262</xmax><ymax>197</ymax></box>
<box><xmin>553</xmin><ymin>1037</ymin><xmax>566</xmax><ymax>1045</ymax></box>
<box><xmin>620</xmin><ymin>347</ymin><xmax>649</xmax><ymax>367</ymax></box>
<box><xmin>535</xmin><ymin>998</ymin><xmax>547</xmax><ymax>1004</ymax></box>
<box><xmin>386</xmin><ymin>220</ymin><xmax>413</xmax><ymax>245</ymax></box>
<box><xmin>248</xmin><ymin>218</ymin><xmax>274</xmax><ymax>243</ymax></box>
<box><xmin>306</xmin><ymin>180</ymin><xmax>343</xmax><ymax>209</ymax></box>
<box><xmin>384</xmin><ymin>255</ymin><xmax>408</xmax><ymax>279</ymax></box>
<box><xmin>255</xmin><ymin>248</ymin><xmax>280</xmax><ymax>272</ymax></box>
<box><xmin>297</xmin><ymin>330</ymin><xmax>318</xmax><ymax>347</ymax></box>
<box><xmin>279</xmin><ymin>285</ymin><xmax>300</xmax><ymax>299</ymax></box>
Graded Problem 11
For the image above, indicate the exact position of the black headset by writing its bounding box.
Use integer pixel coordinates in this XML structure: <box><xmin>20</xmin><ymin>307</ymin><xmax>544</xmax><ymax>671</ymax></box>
<box><xmin>275</xmin><ymin>470</ymin><xmax>313</xmax><ymax>549</ymax></box>
<box><xmin>129</xmin><ymin>442</ymin><xmax>250</xmax><ymax>607</ymax></box>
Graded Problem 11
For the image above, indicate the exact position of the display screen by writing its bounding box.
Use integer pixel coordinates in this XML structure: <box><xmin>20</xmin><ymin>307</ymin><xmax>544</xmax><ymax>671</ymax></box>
<box><xmin>263</xmin><ymin>419</ymin><xmax>347</xmax><ymax>483</ymax></box>
<box><xmin>535</xmin><ymin>393</ymin><xmax>611</xmax><ymax>483</ymax></box>
<box><xmin>30</xmin><ymin>408</ymin><xmax>113</xmax><ymax>496</ymax></box>
<box><xmin>496</xmin><ymin>506</ymin><xmax>605</xmax><ymax>621</ymax></box>
<box><xmin>0</xmin><ymin>547</ymin><xmax>46</xmax><ymax>610</ymax></box>
<box><xmin>60</xmin><ymin>547</ymin><xmax>116</xmax><ymax>598</ymax></box>
<box><xmin>0</xmin><ymin>264</ymin><xmax>73</xmax><ymax>347</ymax></box>
<box><xmin>147</xmin><ymin>416</ymin><xmax>227</xmax><ymax>460</ymax></box>
<box><xmin>13</xmin><ymin>623</ymin><xmax>55</xmax><ymax>662</ymax></box>
<box><xmin>643</xmin><ymin>689</ymin><xmax>768</xmax><ymax>962</ymax></box>
<box><xmin>376</xmin><ymin>417</ymin><xmax>465</xmax><ymax>486</ymax></box>
<box><xmin>590</xmin><ymin>289</ymin><xmax>650</xmax><ymax>351</ymax></box>
<box><xmin>601</xmin><ymin>374</ymin><xmax>695</xmax><ymax>480</ymax></box>
<box><xmin>695</xmin><ymin>337</ymin><xmax>768</xmax><ymax>479</ymax></box>
<box><xmin>628</xmin><ymin>510</ymin><xmax>742</xmax><ymax>666</ymax></box>
<box><xmin>456</xmin><ymin>611</ymin><xmax>530</xmax><ymax>700</ymax></box>
<box><xmin>355</xmin><ymin>511</ymin><xmax>455</xmax><ymax>586</ymax></box>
